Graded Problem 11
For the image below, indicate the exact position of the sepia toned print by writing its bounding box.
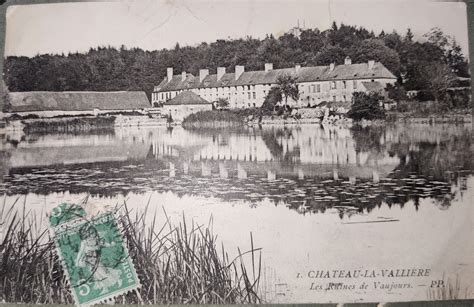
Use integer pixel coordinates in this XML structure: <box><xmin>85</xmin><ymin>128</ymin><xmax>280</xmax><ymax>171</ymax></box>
<box><xmin>0</xmin><ymin>0</ymin><xmax>472</xmax><ymax>304</ymax></box>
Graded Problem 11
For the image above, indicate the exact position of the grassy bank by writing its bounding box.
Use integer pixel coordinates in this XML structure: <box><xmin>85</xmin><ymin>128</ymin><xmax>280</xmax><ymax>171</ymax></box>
<box><xmin>182</xmin><ymin>110</ymin><xmax>246</xmax><ymax>129</ymax></box>
<box><xmin>387</xmin><ymin>101</ymin><xmax>472</xmax><ymax>123</ymax></box>
<box><xmin>22</xmin><ymin>116</ymin><xmax>116</xmax><ymax>133</ymax></box>
<box><xmin>0</xmin><ymin>199</ymin><xmax>261</xmax><ymax>304</ymax></box>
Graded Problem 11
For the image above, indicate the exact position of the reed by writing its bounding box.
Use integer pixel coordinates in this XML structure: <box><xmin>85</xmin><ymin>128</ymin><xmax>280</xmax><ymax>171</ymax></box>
<box><xmin>0</xmin><ymin>197</ymin><xmax>262</xmax><ymax>304</ymax></box>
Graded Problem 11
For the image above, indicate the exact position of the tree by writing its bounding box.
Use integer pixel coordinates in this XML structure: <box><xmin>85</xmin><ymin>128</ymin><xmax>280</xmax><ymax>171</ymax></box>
<box><xmin>276</xmin><ymin>75</ymin><xmax>299</xmax><ymax>106</ymax></box>
<box><xmin>404</xmin><ymin>28</ymin><xmax>414</xmax><ymax>42</ymax></box>
<box><xmin>261</xmin><ymin>87</ymin><xmax>282</xmax><ymax>112</ymax></box>
<box><xmin>351</xmin><ymin>39</ymin><xmax>401</xmax><ymax>74</ymax></box>
<box><xmin>445</xmin><ymin>39</ymin><xmax>469</xmax><ymax>77</ymax></box>
<box><xmin>347</xmin><ymin>92</ymin><xmax>386</xmax><ymax>121</ymax></box>
<box><xmin>312</xmin><ymin>45</ymin><xmax>346</xmax><ymax>65</ymax></box>
<box><xmin>386</xmin><ymin>83</ymin><xmax>408</xmax><ymax>102</ymax></box>
<box><xmin>420</xmin><ymin>63</ymin><xmax>457</xmax><ymax>103</ymax></box>
<box><xmin>215</xmin><ymin>98</ymin><xmax>230</xmax><ymax>109</ymax></box>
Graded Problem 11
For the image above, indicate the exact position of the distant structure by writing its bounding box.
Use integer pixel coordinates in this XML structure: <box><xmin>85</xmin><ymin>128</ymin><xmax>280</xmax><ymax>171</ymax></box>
<box><xmin>6</xmin><ymin>91</ymin><xmax>150</xmax><ymax>117</ymax></box>
<box><xmin>152</xmin><ymin>57</ymin><xmax>397</xmax><ymax>109</ymax></box>
<box><xmin>287</xmin><ymin>19</ymin><xmax>306</xmax><ymax>38</ymax></box>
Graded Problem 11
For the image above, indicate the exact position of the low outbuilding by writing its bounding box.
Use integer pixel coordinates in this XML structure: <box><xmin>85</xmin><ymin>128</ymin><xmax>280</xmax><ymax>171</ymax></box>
<box><xmin>162</xmin><ymin>91</ymin><xmax>213</xmax><ymax>121</ymax></box>
<box><xmin>6</xmin><ymin>91</ymin><xmax>150</xmax><ymax>117</ymax></box>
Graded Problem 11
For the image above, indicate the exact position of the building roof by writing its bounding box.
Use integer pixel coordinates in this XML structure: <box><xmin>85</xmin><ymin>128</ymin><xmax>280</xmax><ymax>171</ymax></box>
<box><xmin>8</xmin><ymin>91</ymin><xmax>150</xmax><ymax>112</ymax></box>
<box><xmin>361</xmin><ymin>81</ymin><xmax>385</xmax><ymax>93</ymax></box>
<box><xmin>156</xmin><ymin>62</ymin><xmax>397</xmax><ymax>92</ymax></box>
<box><xmin>165</xmin><ymin>91</ymin><xmax>212</xmax><ymax>106</ymax></box>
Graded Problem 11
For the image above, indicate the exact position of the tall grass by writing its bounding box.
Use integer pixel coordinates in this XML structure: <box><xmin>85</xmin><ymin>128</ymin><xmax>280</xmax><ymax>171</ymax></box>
<box><xmin>0</xmin><ymin>197</ymin><xmax>262</xmax><ymax>304</ymax></box>
<box><xmin>182</xmin><ymin>110</ymin><xmax>245</xmax><ymax>129</ymax></box>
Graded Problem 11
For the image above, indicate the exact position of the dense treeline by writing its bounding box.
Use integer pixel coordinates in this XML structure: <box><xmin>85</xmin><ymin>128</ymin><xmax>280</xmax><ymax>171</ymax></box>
<box><xmin>4</xmin><ymin>23</ymin><xmax>469</xmax><ymax>99</ymax></box>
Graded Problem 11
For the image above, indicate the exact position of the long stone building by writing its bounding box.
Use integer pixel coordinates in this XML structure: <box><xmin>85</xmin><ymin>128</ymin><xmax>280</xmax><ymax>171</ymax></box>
<box><xmin>152</xmin><ymin>57</ymin><xmax>397</xmax><ymax>109</ymax></box>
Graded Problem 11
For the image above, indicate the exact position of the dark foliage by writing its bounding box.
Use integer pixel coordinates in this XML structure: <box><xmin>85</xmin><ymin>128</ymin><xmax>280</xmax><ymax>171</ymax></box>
<box><xmin>347</xmin><ymin>92</ymin><xmax>386</xmax><ymax>121</ymax></box>
<box><xmin>4</xmin><ymin>24</ymin><xmax>469</xmax><ymax>99</ymax></box>
<box><xmin>386</xmin><ymin>83</ymin><xmax>408</xmax><ymax>102</ymax></box>
<box><xmin>276</xmin><ymin>74</ymin><xmax>299</xmax><ymax>105</ymax></box>
<box><xmin>261</xmin><ymin>87</ymin><xmax>282</xmax><ymax>113</ymax></box>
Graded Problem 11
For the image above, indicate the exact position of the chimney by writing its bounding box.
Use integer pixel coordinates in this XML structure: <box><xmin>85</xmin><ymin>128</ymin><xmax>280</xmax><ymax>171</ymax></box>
<box><xmin>181</xmin><ymin>71</ymin><xmax>186</xmax><ymax>81</ymax></box>
<box><xmin>167</xmin><ymin>67</ymin><xmax>173</xmax><ymax>82</ymax></box>
<box><xmin>199</xmin><ymin>69</ymin><xmax>209</xmax><ymax>82</ymax></box>
<box><xmin>295</xmin><ymin>64</ymin><xmax>301</xmax><ymax>72</ymax></box>
<box><xmin>329</xmin><ymin>63</ymin><xmax>335</xmax><ymax>72</ymax></box>
<box><xmin>235</xmin><ymin>65</ymin><xmax>244</xmax><ymax>80</ymax></box>
<box><xmin>344</xmin><ymin>56</ymin><xmax>352</xmax><ymax>65</ymax></box>
<box><xmin>368</xmin><ymin>60</ymin><xmax>375</xmax><ymax>70</ymax></box>
<box><xmin>217</xmin><ymin>67</ymin><xmax>226</xmax><ymax>81</ymax></box>
<box><xmin>264</xmin><ymin>63</ymin><xmax>273</xmax><ymax>72</ymax></box>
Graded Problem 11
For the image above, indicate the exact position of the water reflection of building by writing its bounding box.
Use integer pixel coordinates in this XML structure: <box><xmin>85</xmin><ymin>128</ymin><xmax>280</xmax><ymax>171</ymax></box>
<box><xmin>0</xmin><ymin>125</ymin><xmax>471</xmax><ymax>218</ymax></box>
<box><xmin>148</xmin><ymin>126</ymin><xmax>399</xmax><ymax>172</ymax></box>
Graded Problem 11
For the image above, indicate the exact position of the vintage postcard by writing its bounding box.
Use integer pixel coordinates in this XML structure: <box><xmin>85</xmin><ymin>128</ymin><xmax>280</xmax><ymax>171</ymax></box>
<box><xmin>0</xmin><ymin>0</ymin><xmax>472</xmax><ymax>304</ymax></box>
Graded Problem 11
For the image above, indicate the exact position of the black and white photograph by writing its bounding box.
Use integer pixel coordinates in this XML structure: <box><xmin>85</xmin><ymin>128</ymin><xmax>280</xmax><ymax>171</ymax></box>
<box><xmin>0</xmin><ymin>0</ymin><xmax>473</xmax><ymax>305</ymax></box>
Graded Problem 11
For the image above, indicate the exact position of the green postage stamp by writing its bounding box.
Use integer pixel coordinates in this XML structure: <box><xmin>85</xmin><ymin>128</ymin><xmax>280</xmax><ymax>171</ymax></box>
<box><xmin>49</xmin><ymin>203</ymin><xmax>140</xmax><ymax>306</ymax></box>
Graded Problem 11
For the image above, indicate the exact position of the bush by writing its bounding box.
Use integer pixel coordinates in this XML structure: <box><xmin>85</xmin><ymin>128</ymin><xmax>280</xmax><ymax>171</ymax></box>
<box><xmin>182</xmin><ymin>110</ymin><xmax>245</xmax><ymax>128</ymax></box>
<box><xmin>386</xmin><ymin>83</ymin><xmax>408</xmax><ymax>102</ymax></box>
<box><xmin>347</xmin><ymin>92</ymin><xmax>386</xmax><ymax>121</ymax></box>
<box><xmin>393</xmin><ymin>101</ymin><xmax>411</xmax><ymax>113</ymax></box>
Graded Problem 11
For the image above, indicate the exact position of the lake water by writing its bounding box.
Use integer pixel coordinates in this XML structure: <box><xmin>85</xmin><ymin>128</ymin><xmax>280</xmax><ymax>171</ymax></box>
<box><xmin>1</xmin><ymin>123</ymin><xmax>473</xmax><ymax>303</ymax></box>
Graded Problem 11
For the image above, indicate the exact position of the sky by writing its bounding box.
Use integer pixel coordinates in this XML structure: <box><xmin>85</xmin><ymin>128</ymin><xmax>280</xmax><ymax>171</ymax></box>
<box><xmin>4</xmin><ymin>0</ymin><xmax>470</xmax><ymax>57</ymax></box>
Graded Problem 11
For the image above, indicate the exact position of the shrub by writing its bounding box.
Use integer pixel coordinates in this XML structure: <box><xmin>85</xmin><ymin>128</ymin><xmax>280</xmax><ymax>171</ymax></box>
<box><xmin>386</xmin><ymin>83</ymin><xmax>408</xmax><ymax>102</ymax></box>
<box><xmin>182</xmin><ymin>110</ymin><xmax>245</xmax><ymax>128</ymax></box>
<box><xmin>215</xmin><ymin>98</ymin><xmax>230</xmax><ymax>109</ymax></box>
<box><xmin>347</xmin><ymin>92</ymin><xmax>386</xmax><ymax>121</ymax></box>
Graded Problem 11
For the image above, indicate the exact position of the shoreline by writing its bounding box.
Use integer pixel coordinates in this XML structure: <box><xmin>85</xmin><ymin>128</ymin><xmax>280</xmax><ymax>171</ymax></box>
<box><xmin>1</xmin><ymin>112</ymin><xmax>472</xmax><ymax>134</ymax></box>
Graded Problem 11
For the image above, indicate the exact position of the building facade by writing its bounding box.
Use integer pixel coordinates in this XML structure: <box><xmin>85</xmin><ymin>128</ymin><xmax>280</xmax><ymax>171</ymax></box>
<box><xmin>152</xmin><ymin>57</ymin><xmax>397</xmax><ymax>109</ymax></box>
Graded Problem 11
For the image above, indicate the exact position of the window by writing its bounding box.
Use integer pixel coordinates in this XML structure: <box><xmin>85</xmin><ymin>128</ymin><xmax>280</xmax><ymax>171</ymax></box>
<box><xmin>316</xmin><ymin>84</ymin><xmax>321</xmax><ymax>93</ymax></box>
<box><xmin>248</xmin><ymin>92</ymin><xmax>251</xmax><ymax>99</ymax></box>
<box><xmin>342</xmin><ymin>81</ymin><xmax>346</xmax><ymax>89</ymax></box>
<box><xmin>353</xmin><ymin>80</ymin><xmax>357</xmax><ymax>89</ymax></box>
<box><xmin>253</xmin><ymin>92</ymin><xmax>256</xmax><ymax>99</ymax></box>
<box><xmin>311</xmin><ymin>85</ymin><xmax>315</xmax><ymax>93</ymax></box>
<box><xmin>331</xmin><ymin>81</ymin><xmax>336</xmax><ymax>89</ymax></box>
